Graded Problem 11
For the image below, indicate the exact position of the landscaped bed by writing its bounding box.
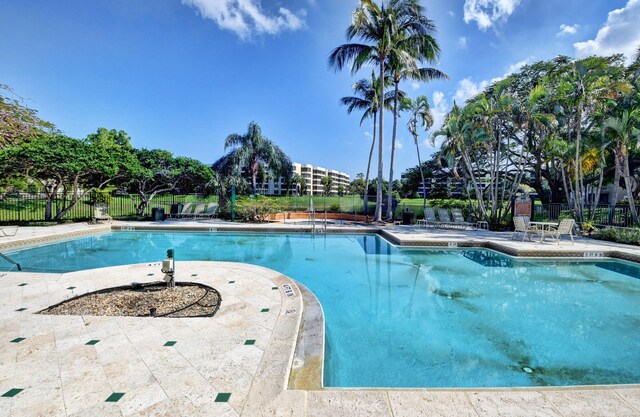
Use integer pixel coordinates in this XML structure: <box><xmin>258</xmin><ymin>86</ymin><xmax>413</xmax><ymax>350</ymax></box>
<box><xmin>40</xmin><ymin>282</ymin><xmax>221</xmax><ymax>318</ymax></box>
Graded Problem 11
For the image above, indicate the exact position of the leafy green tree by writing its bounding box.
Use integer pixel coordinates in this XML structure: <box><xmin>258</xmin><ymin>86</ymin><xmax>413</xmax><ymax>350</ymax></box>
<box><xmin>0</xmin><ymin>132</ymin><xmax>134</xmax><ymax>220</ymax></box>
<box><xmin>603</xmin><ymin>110</ymin><xmax>640</xmax><ymax>224</ymax></box>
<box><xmin>127</xmin><ymin>148</ymin><xmax>214</xmax><ymax>216</ymax></box>
<box><xmin>406</xmin><ymin>95</ymin><xmax>433</xmax><ymax>211</ymax></box>
<box><xmin>321</xmin><ymin>175</ymin><xmax>334</xmax><ymax>196</ymax></box>
<box><xmin>385</xmin><ymin>4</ymin><xmax>447</xmax><ymax>219</ymax></box>
<box><xmin>340</xmin><ymin>72</ymin><xmax>393</xmax><ymax>209</ymax></box>
<box><xmin>213</xmin><ymin>122</ymin><xmax>292</xmax><ymax>196</ymax></box>
<box><xmin>330</xmin><ymin>0</ymin><xmax>429</xmax><ymax>221</ymax></box>
<box><xmin>0</xmin><ymin>84</ymin><xmax>54</xmax><ymax>148</ymax></box>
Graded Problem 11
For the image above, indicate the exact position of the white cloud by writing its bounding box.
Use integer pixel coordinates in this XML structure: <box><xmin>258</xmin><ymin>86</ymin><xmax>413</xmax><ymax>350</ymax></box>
<box><xmin>455</xmin><ymin>78</ymin><xmax>489</xmax><ymax>103</ymax></box>
<box><xmin>557</xmin><ymin>24</ymin><xmax>579</xmax><ymax>36</ymax></box>
<box><xmin>448</xmin><ymin>10</ymin><xmax>455</xmax><ymax>17</ymax></box>
<box><xmin>458</xmin><ymin>36</ymin><xmax>468</xmax><ymax>49</ymax></box>
<box><xmin>574</xmin><ymin>0</ymin><xmax>640</xmax><ymax>64</ymax></box>
<box><xmin>410</xmin><ymin>80</ymin><xmax>421</xmax><ymax>90</ymax></box>
<box><xmin>181</xmin><ymin>0</ymin><xmax>305</xmax><ymax>40</ymax></box>
<box><xmin>463</xmin><ymin>0</ymin><xmax>522</xmax><ymax>31</ymax></box>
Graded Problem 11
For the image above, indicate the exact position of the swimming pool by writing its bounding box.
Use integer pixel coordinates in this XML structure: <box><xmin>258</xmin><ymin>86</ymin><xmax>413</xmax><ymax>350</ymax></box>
<box><xmin>4</xmin><ymin>231</ymin><xmax>640</xmax><ymax>388</ymax></box>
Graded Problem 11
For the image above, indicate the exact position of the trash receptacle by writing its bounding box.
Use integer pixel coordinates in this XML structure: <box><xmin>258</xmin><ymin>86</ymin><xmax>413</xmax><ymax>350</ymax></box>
<box><xmin>169</xmin><ymin>203</ymin><xmax>182</xmax><ymax>218</ymax></box>
<box><xmin>151</xmin><ymin>207</ymin><xmax>165</xmax><ymax>221</ymax></box>
<box><xmin>402</xmin><ymin>209</ymin><xmax>414</xmax><ymax>225</ymax></box>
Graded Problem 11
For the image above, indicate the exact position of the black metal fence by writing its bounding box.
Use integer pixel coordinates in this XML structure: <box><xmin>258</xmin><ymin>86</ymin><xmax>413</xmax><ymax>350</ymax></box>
<box><xmin>534</xmin><ymin>203</ymin><xmax>640</xmax><ymax>228</ymax></box>
<box><xmin>0</xmin><ymin>193</ymin><xmax>218</xmax><ymax>224</ymax></box>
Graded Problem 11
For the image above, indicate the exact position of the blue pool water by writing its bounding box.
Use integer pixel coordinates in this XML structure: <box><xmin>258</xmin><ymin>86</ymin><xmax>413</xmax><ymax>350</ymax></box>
<box><xmin>4</xmin><ymin>232</ymin><xmax>640</xmax><ymax>388</ymax></box>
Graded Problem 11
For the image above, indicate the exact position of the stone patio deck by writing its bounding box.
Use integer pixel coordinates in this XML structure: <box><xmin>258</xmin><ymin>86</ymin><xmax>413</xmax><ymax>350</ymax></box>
<box><xmin>1</xmin><ymin>221</ymin><xmax>640</xmax><ymax>416</ymax></box>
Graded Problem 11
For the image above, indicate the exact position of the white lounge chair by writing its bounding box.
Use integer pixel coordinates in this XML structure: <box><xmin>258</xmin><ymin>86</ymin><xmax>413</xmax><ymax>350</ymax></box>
<box><xmin>417</xmin><ymin>207</ymin><xmax>437</xmax><ymax>228</ymax></box>
<box><xmin>512</xmin><ymin>216</ymin><xmax>539</xmax><ymax>241</ymax></box>
<box><xmin>437</xmin><ymin>209</ymin><xmax>457</xmax><ymax>229</ymax></box>
<box><xmin>545</xmin><ymin>219</ymin><xmax>575</xmax><ymax>245</ymax></box>
<box><xmin>170</xmin><ymin>202</ymin><xmax>193</xmax><ymax>219</ymax></box>
<box><xmin>199</xmin><ymin>203</ymin><xmax>219</xmax><ymax>219</ymax></box>
<box><xmin>181</xmin><ymin>203</ymin><xmax>206</xmax><ymax>218</ymax></box>
<box><xmin>0</xmin><ymin>226</ymin><xmax>18</xmax><ymax>237</ymax></box>
<box><xmin>451</xmin><ymin>208</ymin><xmax>474</xmax><ymax>230</ymax></box>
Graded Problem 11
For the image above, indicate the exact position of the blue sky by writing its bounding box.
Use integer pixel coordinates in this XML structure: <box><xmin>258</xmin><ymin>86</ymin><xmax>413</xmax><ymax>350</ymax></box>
<box><xmin>2</xmin><ymin>0</ymin><xmax>639</xmax><ymax>180</ymax></box>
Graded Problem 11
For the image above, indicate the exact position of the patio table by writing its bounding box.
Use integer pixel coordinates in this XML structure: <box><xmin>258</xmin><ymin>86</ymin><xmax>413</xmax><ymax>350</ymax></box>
<box><xmin>529</xmin><ymin>221</ymin><xmax>558</xmax><ymax>242</ymax></box>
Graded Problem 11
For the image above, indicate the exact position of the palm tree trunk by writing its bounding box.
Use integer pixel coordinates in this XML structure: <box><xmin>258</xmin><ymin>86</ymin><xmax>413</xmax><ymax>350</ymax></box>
<box><xmin>374</xmin><ymin>61</ymin><xmax>385</xmax><ymax>222</ymax></box>
<box><xmin>622</xmin><ymin>151</ymin><xmax>639</xmax><ymax>225</ymax></box>
<box><xmin>387</xmin><ymin>80</ymin><xmax>400</xmax><ymax>220</ymax></box>
<box><xmin>364</xmin><ymin>111</ymin><xmax>377</xmax><ymax>214</ymax></box>
<box><xmin>414</xmin><ymin>136</ymin><xmax>426</xmax><ymax>214</ymax></box>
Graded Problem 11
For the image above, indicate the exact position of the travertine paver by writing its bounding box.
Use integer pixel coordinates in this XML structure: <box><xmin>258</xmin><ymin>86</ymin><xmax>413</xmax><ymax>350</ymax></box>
<box><xmin>388</xmin><ymin>391</ymin><xmax>478</xmax><ymax>417</ymax></box>
<box><xmin>0</xmin><ymin>261</ymin><xmax>294</xmax><ymax>417</ymax></box>
<box><xmin>2</xmin><ymin>222</ymin><xmax>640</xmax><ymax>416</ymax></box>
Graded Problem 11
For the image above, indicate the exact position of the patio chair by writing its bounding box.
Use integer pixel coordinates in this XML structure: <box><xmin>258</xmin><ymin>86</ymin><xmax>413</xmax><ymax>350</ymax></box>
<box><xmin>437</xmin><ymin>209</ymin><xmax>457</xmax><ymax>229</ymax></box>
<box><xmin>451</xmin><ymin>208</ymin><xmax>474</xmax><ymax>230</ymax></box>
<box><xmin>0</xmin><ymin>226</ymin><xmax>18</xmax><ymax>237</ymax></box>
<box><xmin>417</xmin><ymin>207</ymin><xmax>437</xmax><ymax>229</ymax></box>
<box><xmin>200</xmin><ymin>203</ymin><xmax>219</xmax><ymax>219</ymax></box>
<box><xmin>545</xmin><ymin>219</ymin><xmax>575</xmax><ymax>245</ymax></box>
<box><xmin>169</xmin><ymin>202</ymin><xmax>193</xmax><ymax>219</ymax></box>
<box><xmin>181</xmin><ymin>202</ymin><xmax>206</xmax><ymax>218</ymax></box>
<box><xmin>512</xmin><ymin>216</ymin><xmax>539</xmax><ymax>241</ymax></box>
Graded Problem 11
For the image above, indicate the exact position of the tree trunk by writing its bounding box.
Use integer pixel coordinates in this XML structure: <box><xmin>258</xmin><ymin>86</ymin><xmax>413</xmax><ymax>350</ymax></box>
<box><xmin>364</xmin><ymin>111</ymin><xmax>377</xmax><ymax>214</ymax></box>
<box><xmin>622</xmin><ymin>150</ymin><xmax>639</xmax><ymax>225</ymax></box>
<box><xmin>374</xmin><ymin>61</ymin><xmax>385</xmax><ymax>222</ymax></box>
<box><xmin>386</xmin><ymin>79</ymin><xmax>400</xmax><ymax>220</ymax></box>
<box><xmin>414</xmin><ymin>136</ymin><xmax>427</xmax><ymax>214</ymax></box>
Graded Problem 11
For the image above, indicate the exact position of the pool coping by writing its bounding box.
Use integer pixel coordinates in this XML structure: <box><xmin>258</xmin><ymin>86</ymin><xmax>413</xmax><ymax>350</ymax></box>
<box><xmin>3</xmin><ymin>222</ymin><xmax>640</xmax><ymax>266</ymax></box>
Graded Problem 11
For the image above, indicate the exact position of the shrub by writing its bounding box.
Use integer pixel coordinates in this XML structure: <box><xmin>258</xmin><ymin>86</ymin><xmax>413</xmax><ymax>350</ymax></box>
<box><xmin>329</xmin><ymin>203</ymin><xmax>341</xmax><ymax>212</ymax></box>
<box><xmin>233</xmin><ymin>196</ymin><xmax>284</xmax><ymax>223</ymax></box>
<box><xmin>594</xmin><ymin>227</ymin><xmax>640</xmax><ymax>246</ymax></box>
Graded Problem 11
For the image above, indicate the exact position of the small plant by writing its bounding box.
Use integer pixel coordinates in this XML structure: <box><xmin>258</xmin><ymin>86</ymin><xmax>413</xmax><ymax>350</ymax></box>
<box><xmin>329</xmin><ymin>203</ymin><xmax>341</xmax><ymax>212</ymax></box>
<box><xmin>594</xmin><ymin>227</ymin><xmax>640</xmax><ymax>246</ymax></box>
<box><xmin>233</xmin><ymin>196</ymin><xmax>284</xmax><ymax>223</ymax></box>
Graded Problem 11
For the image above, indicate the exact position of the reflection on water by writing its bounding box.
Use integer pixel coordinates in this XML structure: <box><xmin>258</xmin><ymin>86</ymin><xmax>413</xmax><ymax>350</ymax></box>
<box><xmin>4</xmin><ymin>232</ymin><xmax>640</xmax><ymax>388</ymax></box>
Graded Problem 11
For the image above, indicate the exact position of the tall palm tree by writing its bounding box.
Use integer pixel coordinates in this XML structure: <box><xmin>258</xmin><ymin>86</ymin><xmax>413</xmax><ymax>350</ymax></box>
<box><xmin>213</xmin><ymin>122</ymin><xmax>292</xmax><ymax>196</ymax></box>
<box><xmin>406</xmin><ymin>96</ymin><xmax>433</xmax><ymax>213</ymax></box>
<box><xmin>385</xmin><ymin>4</ymin><xmax>447</xmax><ymax>219</ymax></box>
<box><xmin>340</xmin><ymin>71</ymin><xmax>393</xmax><ymax>212</ymax></box>
<box><xmin>603</xmin><ymin>110</ymin><xmax>640</xmax><ymax>225</ymax></box>
<box><xmin>329</xmin><ymin>0</ymin><xmax>423</xmax><ymax>222</ymax></box>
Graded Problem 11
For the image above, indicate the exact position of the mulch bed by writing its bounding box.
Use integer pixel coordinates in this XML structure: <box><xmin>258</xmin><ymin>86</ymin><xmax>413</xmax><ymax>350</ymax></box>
<box><xmin>40</xmin><ymin>282</ymin><xmax>221</xmax><ymax>318</ymax></box>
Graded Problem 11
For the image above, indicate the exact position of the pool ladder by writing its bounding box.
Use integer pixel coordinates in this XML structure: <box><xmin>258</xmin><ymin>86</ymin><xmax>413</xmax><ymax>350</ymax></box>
<box><xmin>310</xmin><ymin>211</ymin><xmax>327</xmax><ymax>235</ymax></box>
<box><xmin>0</xmin><ymin>252</ymin><xmax>22</xmax><ymax>271</ymax></box>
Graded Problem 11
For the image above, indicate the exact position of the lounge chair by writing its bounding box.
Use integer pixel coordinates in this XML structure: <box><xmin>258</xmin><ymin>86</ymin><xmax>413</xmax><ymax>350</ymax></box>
<box><xmin>545</xmin><ymin>219</ymin><xmax>575</xmax><ymax>245</ymax></box>
<box><xmin>451</xmin><ymin>209</ymin><xmax>474</xmax><ymax>230</ymax></box>
<box><xmin>170</xmin><ymin>202</ymin><xmax>193</xmax><ymax>219</ymax></box>
<box><xmin>417</xmin><ymin>207</ymin><xmax>437</xmax><ymax>228</ymax></box>
<box><xmin>512</xmin><ymin>216</ymin><xmax>539</xmax><ymax>241</ymax></box>
<box><xmin>181</xmin><ymin>202</ymin><xmax>206</xmax><ymax>218</ymax></box>
<box><xmin>0</xmin><ymin>226</ymin><xmax>18</xmax><ymax>237</ymax></box>
<box><xmin>437</xmin><ymin>209</ymin><xmax>457</xmax><ymax>229</ymax></box>
<box><xmin>199</xmin><ymin>203</ymin><xmax>219</xmax><ymax>219</ymax></box>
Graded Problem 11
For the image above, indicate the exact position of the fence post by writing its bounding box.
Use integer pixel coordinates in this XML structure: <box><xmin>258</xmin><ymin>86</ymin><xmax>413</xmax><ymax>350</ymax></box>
<box><xmin>17</xmin><ymin>193</ymin><xmax>21</xmax><ymax>223</ymax></box>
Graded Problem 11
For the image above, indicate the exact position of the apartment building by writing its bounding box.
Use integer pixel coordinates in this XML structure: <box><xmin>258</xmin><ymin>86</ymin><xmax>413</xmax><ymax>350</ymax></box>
<box><xmin>256</xmin><ymin>163</ymin><xmax>350</xmax><ymax>196</ymax></box>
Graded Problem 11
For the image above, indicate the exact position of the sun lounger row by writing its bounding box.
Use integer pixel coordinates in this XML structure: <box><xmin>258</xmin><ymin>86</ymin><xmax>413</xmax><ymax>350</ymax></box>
<box><xmin>169</xmin><ymin>202</ymin><xmax>218</xmax><ymax>219</ymax></box>
<box><xmin>417</xmin><ymin>208</ymin><xmax>474</xmax><ymax>230</ymax></box>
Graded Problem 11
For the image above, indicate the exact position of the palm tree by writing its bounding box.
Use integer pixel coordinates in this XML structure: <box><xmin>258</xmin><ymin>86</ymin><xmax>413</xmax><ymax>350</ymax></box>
<box><xmin>603</xmin><ymin>110</ymin><xmax>640</xmax><ymax>225</ymax></box>
<box><xmin>213</xmin><ymin>122</ymin><xmax>292</xmax><ymax>196</ymax></box>
<box><xmin>340</xmin><ymin>71</ymin><xmax>393</xmax><ymax>213</ymax></box>
<box><xmin>385</xmin><ymin>4</ymin><xmax>447</xmax><ymax>219</ymax></box>
<box><xmin>329</xmin><ymin>0</ymin><xmax>425</xmax><ymax>222</ymax></box>
<box><xmin>406</xmin><ymin>96</ymin><xmax>433</xmax><ymax>213</ymax></box>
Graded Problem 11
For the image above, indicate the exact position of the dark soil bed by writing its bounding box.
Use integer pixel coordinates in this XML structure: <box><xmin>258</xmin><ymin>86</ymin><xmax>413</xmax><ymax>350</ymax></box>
<box><xmin>40</xmin><ymin>282</ymin><xmax>221</xmax><ymax>318</ymax></box>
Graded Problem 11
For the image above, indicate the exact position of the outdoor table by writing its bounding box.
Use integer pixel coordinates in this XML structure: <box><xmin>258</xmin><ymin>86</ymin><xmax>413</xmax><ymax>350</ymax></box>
<box><xmin>529</xmin><ymin>221</ymin><xmax>558</xmax><ymax>242</ymax></box>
